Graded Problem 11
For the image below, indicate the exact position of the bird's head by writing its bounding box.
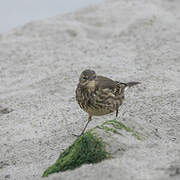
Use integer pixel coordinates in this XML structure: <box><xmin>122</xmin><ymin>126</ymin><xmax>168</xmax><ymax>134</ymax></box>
<box><xmin>79</xmin><ymin>69</ymin><xmax>96</xmax><ymax>88</ymax></box>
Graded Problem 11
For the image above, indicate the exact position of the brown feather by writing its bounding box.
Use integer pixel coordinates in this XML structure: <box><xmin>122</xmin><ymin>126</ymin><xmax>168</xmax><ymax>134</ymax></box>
<box><xmin>75</xmin><ymin>69</ymin><xmax>141</xmax><ymax>135</ymax></box>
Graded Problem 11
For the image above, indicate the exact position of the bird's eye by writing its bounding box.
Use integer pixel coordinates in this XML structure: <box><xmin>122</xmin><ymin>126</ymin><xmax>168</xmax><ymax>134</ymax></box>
<box><xmin>82</xmin><ymin>76</ymin><xmax>87</xmax><ymax>80</ymax></box>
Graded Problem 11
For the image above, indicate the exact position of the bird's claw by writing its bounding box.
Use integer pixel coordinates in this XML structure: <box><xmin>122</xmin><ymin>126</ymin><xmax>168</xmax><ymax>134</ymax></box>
<box><xmin>72</xmin><ymin>133</ymin><xmax>83</xmax><ymax>137</ymax></box>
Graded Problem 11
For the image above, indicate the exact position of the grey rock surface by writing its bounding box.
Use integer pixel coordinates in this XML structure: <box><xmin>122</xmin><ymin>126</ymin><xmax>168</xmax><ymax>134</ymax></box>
<box><xmin>0</xmin><ymin>0</ymin><xmax>180</xmax><ymax>179</ymax></box>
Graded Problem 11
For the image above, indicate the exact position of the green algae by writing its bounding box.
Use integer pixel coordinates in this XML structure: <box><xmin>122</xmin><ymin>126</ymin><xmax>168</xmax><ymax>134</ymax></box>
<box><xmin>102</xmin><ymin>120</ymin><xmax>141</xmax><ymax>140</ymax></box>
<box><xmin>42</xmin><ymin>120</ymin><xmax>142</xmax><ymax>177</ymax></box>
<box><xmin>42</xmin><ymin>131</ymin><xmax>110</xmax><ymax>177</ymax></box>
<box><xmin>97</xmin><ymin>125</ymin><xmax>123</xmax><ymax>135</ymax></box>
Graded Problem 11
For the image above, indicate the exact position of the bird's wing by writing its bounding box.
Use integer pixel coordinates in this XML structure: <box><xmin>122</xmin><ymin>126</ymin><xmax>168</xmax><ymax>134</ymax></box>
<box><xmin>96</xmin><ymin>76</ymin><xmax>116</xmax><ymax>90</ymax></box>
<box><xmin>96</xmin><ymin>76</ymin><xmax>129</xmax><ymax>95</ymax></box>
<box><xmin>95</xmin><ymin>76</ymin><xmax>120</xmax><ymax>95</ymax></box>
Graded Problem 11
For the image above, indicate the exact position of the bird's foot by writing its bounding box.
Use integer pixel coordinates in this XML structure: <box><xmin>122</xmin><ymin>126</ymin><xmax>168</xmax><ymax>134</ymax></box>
<box><xmin>72</xmin><ymin>133</ymin><xmax>83</xmax><ymax>137</ymax></box>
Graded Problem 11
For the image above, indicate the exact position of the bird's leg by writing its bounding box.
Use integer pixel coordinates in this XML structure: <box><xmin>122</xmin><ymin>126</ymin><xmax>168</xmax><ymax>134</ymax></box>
<box><xmin>116</xmin><ymin>108</ymin><xmax>119</xmax><ymax>118</ymax></box>
<box><xmin>79</xmin><ymin>115</ymin><xmax>92</xmax><ymax>136</ymax></box>
<box><xmin>115</xmin><ymin>103</ymin><xmax>119</xmax><ymax>119</ymax></box>
<box><xmin>115</xmin><ymin>105</ymin><xmax>125</xmax><ymax>121</ymax></box>
<box><xmin>73</xmin><ymin>115</ymin><xmax>92</xmax><ymax>137</ymax></box>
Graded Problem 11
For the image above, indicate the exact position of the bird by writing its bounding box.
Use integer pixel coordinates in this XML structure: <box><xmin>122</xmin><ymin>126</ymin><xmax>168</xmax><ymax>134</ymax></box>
<box><xmin>75</xmin><ymin>69</ymin><xmax>140</xmax><ymax>136</ymax></box>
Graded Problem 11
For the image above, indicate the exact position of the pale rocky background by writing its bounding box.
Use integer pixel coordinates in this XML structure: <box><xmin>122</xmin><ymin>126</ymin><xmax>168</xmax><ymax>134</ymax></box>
<box><xmin>0</xmin><ymin>0</ymin><xmax>180</xmax><ymax>179</ymax></box>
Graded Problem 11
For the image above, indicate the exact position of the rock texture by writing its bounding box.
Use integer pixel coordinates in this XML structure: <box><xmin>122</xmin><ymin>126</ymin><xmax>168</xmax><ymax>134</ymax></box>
<box><xmin>42</xmin><ymin>120</ymin><xmax>145</xmax><ymax>177</ymax></box>
<box><xmin>0</xmin><ymin>0</ymin><xmax>180</xmax><ymax>179</ymax></box>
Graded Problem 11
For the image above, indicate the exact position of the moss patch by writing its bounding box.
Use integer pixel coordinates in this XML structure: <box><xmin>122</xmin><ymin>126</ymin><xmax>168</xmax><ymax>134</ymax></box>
<box><xmin>100</xmin><ymin>120</ymin><xmax>141</xmax><ymax>140</ymax></box>
<box><xmin>42</xmin><ymin>131</ymin><xmax>110</xmax><ymax>177</ymax></box>
<box><xmin>42</xmin><ymin>120</ymin><xmax>142</xmax><ymax>177</ymax></box>
<box><xmin>97</xmin><ymin>125</ymin><xmax>123</xmax><ymax>135</ymax></box>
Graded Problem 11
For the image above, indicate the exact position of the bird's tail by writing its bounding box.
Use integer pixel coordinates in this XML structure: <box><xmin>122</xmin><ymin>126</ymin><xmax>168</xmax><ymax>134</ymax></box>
<box><xmin>125</xmin><ymin>81</ymin><xmax>141</xmax><ymax>87</ymax></box>
<box><xmin>116</xmin><ymin>81</ymin><xmax>140</xmax><ymax>93</ymax></box>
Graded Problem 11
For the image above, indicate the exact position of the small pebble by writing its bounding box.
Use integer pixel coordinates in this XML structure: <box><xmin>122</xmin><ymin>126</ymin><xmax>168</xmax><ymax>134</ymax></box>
<box><xmin>5</xmin><ymin>174</ymin><xmax>10</xmax><ymax>179</ymax></box>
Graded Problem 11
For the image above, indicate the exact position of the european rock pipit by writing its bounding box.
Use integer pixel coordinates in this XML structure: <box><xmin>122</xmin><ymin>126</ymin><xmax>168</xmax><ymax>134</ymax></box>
<box><xmin>76</xmin><ymin>69</ymin><xmax>140</xmax><ymax>136</ymax></box>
